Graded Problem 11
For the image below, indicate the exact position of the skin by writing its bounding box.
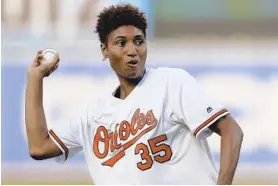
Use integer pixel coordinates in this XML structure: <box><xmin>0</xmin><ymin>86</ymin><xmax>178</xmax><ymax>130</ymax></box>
<box><xmin>25</xmin><ymin>51</ymin><xmax>62</xmax><ymax>159</ymax></box>
<box><xmin>24</xmin><ymin>25</ymin><xmax>148</xmax><ymax>160</ymax></box>
<box><xmin>209</xmin><ymin>115</ymin><xmax>244</xmax><ymax>185</ymax></box>
<box><xmin>101</xmin><ymin>25</ymin><xmax>147</xmax><ymax>99</ymax></box>
<box><xmin>25</xmin><ymin>25</ymin><xmax>243</xmax><ymax>185</ymax></box>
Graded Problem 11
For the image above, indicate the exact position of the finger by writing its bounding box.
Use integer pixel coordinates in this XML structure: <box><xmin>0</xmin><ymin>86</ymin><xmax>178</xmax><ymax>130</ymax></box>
<box><xmin>35</xmin><ymin>50</ymin><xmax>43</xmax><ymax>60</ymax></box>
<box><xmin>33</xmin><ymin>51</ymin><xmax>40</xmax><ymax>62</ymax></box>
<box><xmin>32</xmin><ymin>51</ymin><xmax>43</xmax><ymax>66</ymax></box>
<box><xmin>54</xmin><ymin>59</ymin><xmax>59</xmax><ymax>69</ymax></box>
<box><xmin>37</xmin><ymin>53</ymin><xmax>44</xmax><ymax>62</ymax></box>
<box><xmin>46</xmin><ymin>62</ymin><xmax>59</xmax><ymax>76</ymax></box>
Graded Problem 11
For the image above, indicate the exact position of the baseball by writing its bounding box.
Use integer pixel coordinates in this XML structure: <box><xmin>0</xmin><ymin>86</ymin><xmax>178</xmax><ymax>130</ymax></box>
<box><xmin>42</xmin><ymin>49</ymin><xmax>58</xmax><ymax>63</ymax></box>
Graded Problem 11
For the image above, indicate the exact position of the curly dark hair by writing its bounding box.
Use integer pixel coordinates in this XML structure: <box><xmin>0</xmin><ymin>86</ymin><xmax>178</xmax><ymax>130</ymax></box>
<box><xmin>95</xmin><ymin>4</ymin><xmax>148</xmax><ymax>44</ymax></box>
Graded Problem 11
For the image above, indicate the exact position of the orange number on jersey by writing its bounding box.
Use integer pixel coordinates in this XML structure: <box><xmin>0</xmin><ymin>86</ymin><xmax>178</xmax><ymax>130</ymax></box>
<box><xmin>135</xmin><ymin>134</ymin><xmax>172</xmax><ymax>171</ymax></box>
<box><xmin>148</xmin><ymin>134</ymin><xmax>172</xmax><ymax>163</ymax></box>
<box><xmin>135</xmin><ymin>143</ymin><xmax>153</xmax><ymax>171</ymax></box>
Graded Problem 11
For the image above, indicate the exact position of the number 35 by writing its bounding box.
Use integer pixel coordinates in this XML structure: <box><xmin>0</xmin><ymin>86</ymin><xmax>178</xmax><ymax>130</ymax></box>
<box><xmin>135</xmin><ymin>134</ymin><xmax>173</xmax><ymax>171</ymax></box>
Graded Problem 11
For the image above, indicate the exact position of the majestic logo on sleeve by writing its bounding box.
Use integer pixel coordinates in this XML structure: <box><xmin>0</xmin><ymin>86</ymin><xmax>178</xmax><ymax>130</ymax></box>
<box><xmin>93</xmin><ymin>108</ymin><xmax>159</xmax><ymax>168</ymax></box>
<box><xmin>207</xmin><ymin>106</ymin><xmax>213</xmax><ymax>113</ymax></box>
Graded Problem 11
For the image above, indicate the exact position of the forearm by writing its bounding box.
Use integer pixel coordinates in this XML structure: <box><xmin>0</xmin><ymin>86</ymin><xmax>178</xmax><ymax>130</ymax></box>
<box><xmin>217</xmin><ymin>130</ymin><xmax>243</xmax><ymax>185</ymax></box>
<box><xmin>25</xmin><ymin>74</ymin><xmax>49</xmax><ymax>151</ymax></box>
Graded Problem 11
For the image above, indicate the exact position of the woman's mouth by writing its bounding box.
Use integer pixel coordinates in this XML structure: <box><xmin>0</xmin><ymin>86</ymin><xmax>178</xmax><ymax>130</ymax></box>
<box><xmin>127</xmin><ymin>60</ymin><xmax>138</xmax><ymax>67</ymax></box>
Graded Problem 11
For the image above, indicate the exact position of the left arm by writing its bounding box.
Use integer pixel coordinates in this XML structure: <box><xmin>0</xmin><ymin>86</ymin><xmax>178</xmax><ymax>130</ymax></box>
<box><xmin>209</xmin><ymin>114</ymin><xmax>244</xmax><ymax>185</ymax></box>
<box><xmin>169</xmin><ymin>69</ymin><xmax>243</xmax><ymax>184</ymax></box>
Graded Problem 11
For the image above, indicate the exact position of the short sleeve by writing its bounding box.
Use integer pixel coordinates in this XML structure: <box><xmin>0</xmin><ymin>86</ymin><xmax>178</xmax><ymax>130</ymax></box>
<box><xmin>169</xmin><ymin>69</ymin><xmax>229</xmax><ymax>140</ymax></box>
<box><xmin>48</xmin><ymin>108</ymin><xmax>88</xmax><ymax>163</ymax></box>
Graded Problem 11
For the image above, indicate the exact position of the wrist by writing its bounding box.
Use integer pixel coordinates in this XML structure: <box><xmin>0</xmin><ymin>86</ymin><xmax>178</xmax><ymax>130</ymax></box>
<box><xmin>217</xmin><ymin>173</ymin><xmax>233</xmax><ymax>185</ymax></box>
<box><xmin>27</xmin><ymin>70</ymin><xmax>44</xmax><ymax>81</ymax></box>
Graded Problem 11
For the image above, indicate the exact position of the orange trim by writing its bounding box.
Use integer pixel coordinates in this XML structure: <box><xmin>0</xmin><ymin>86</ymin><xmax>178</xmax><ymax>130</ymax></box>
<box><xmin>193</xmin><ymin>109</ymin><xmax>228</xmax><ymax>136</ymax></box>
<box><xmin>49</xmin><ymin>129</ymin><xmax>69</xmax><ymax>160</ymax></box>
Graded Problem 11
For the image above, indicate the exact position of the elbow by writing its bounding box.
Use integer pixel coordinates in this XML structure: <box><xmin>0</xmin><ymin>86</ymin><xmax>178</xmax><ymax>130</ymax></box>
<box><xmin>239</xmin><ymin>130</ymin><xmax>244</xmax><ymax>144</ymax></box>
<box><xmin>236</xmin><ymin>126</ymin><xmax>244</xmax><ymax>143</ymax></box>
<box><xmin>237</xmin><ymin>125</ymin><xmax>244</xmax><ymax>141</ymax></box>
<box><xmin>29</xmin><ymin>148</ymin><xmax>46</xmax><ymax>160</ymax></box>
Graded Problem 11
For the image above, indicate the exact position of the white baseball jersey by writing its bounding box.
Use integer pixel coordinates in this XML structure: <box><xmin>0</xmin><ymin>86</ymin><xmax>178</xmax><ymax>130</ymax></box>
<box><xmin>49</xmin><ymin>67</ymin><xmax>229</xmax><ymax>185</ymax></box>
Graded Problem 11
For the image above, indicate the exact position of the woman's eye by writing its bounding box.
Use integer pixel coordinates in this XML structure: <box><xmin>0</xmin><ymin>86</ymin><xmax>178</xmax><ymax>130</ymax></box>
<box><xmin>117</xmin><ymin>40</ymin><xmax>125</xmax><ymax>47</ymax></box>
<box><xmin>135</xmin><ymin>39</ymin><xmax>144</xmax><ymax>45</ymax></box>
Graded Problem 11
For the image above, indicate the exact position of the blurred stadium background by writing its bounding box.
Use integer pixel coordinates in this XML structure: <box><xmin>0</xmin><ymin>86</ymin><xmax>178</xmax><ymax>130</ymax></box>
<box><xmin>1</xmin><ymin>0</ymin><xmax>278</xmax><ymax>184</ymax></box>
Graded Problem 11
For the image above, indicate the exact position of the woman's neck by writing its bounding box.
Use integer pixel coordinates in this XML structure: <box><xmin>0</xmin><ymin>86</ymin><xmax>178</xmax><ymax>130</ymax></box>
<box><xmin>116</xmin><ymin>71</ymin><xmax>145</xmax><ymax>100</ymax></box>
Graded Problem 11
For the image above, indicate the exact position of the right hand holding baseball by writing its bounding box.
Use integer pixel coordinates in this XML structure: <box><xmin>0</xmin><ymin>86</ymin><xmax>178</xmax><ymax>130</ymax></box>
<box><xmin>27</xmin><ymin>50</ymin><xmax>60</xmax><ymax>79</ymax></box>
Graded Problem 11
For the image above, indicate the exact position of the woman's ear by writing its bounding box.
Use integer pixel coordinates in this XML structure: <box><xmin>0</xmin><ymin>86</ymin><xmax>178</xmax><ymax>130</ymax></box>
<box><xmin>101</xmin><ymin>43</ymin><xmax>108</xmax><ymax>61</ymax></box>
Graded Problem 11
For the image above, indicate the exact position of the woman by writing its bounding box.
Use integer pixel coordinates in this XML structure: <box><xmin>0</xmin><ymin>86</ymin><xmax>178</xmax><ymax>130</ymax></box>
<box><xmin>25</xmin><ymin>3</ymin><xmax>243</xmax><ymax>185</ymax></box>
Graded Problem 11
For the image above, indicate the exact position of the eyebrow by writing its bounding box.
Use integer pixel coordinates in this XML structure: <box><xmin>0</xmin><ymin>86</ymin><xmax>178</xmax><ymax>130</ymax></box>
<box><xmin>115</xmin><ymin>35</ymin><xmax>144</xmax><ymax>40</ymax></box>
<box><xmin>134</xmin><ymin>35</ymin><xmax>144</xmax><ymax>39</ymax></box>
<box><xmin>115</xmin><ymin>36</ymin><xmax>126</xmax><ymax>40</ymax></box>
